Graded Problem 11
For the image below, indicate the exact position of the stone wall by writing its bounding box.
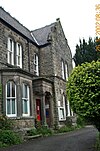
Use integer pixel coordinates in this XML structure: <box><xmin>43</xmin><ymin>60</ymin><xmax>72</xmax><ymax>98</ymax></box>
<box><xmin>0</xmin><ymin>22</ymin><xmax>39</xmax><ymax>73</ymax></box>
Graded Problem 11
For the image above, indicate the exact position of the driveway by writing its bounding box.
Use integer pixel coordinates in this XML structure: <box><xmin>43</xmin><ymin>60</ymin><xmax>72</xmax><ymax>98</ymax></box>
<box><xmin>0</xmin><ymin>126</ymin><xmax>98</xmax><ymax>151</ymax></box>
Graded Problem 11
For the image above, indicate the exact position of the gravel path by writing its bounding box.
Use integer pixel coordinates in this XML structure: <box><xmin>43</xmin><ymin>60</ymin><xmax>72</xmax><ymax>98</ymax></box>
<box><xmin>0</xmin><ymin>126</ymin><xmax>98</xmax><ymax>151</ymax></box>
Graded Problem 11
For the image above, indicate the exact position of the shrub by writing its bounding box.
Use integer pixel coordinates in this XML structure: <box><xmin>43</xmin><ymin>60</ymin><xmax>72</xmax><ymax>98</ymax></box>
<box><xmin>37</xmin><ymin>126</ymin><xmax>53</xmax><ymax>136</ymax></box>
<box><xmin>76</xmin><ymin>116</ymin><xmax>86</xmax><ymax>128</ymax></box>
<box><xmin>0</xmin><ymin>130</ymin><xmax>22</xmax><ymax>146</ymax></box>
<box><xmin>67</xmin><ymin>61</ymin><xmax>100</xmax><ymax>131</ymax></box>
<box><xmin>27</xmin><ymin>128</ymin><xmax>38</xmax><ymax>136</ymax></box>
<box><xmin>57</xmin><ymin>126</ymin><xmax>75</xmax><ymax>133</ymax></box>
<box><xmin>0</xmin><ymin>115</ymin><xmax>14</xmax><ymax>130</ymax></box>
<box><xmin>27</xmin><ymin>126</ymin><xmax>53</xmax><ymax>136</ymax></box>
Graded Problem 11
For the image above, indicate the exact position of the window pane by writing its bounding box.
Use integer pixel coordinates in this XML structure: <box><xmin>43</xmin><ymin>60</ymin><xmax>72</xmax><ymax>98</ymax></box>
<box><xmin>12</xmin><ymin>99</ymin><xmax>15</xmax><ymax>114</ymax></box>
<box><xmin>10</xmin><ymin>39</ymin><xmax>12</xmax><ymax>51</ymax></box>
<box><xmin>25</xmin><ymin>85</ymin><xmax>27</xmax><ymax>98</ymax></box>
<box><xmin>12</xmin><ymin>82</ymin><xmax>15</xmax><ymax>97</ymax></box>
<box><xmin>18</xmin><ymin>56</ymin><xmax>20</xmax><ymax>65</ymax></box>
<box><xmin>7</xmin><ymin>99</ymin><xmax>11</xmax><ymax>114</ymax></box>
<box><xmin>23</xmin><ymin>84</ymin><xmax>27</xmax><ymax>98</ymax></box>
<box><xmin>16</xmin><ymin>43</ymin><xmax>22</xmax><ymax>68</ymax></box>
<box><xmin>7</xmin><ymin>82</ymin><xmax>10</xmax><ymax>97</ymax></box>
<box><xmin>23</xmin><ymin>100</ymin><xmax>28</xmax><ymax>114</ymax></box>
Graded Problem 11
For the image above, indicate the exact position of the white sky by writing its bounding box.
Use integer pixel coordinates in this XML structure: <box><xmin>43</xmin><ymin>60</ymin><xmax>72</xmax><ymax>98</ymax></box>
<box><xmin>0</xmin><ymin>0</ymin><xmax>100</xmax><ymax>56</ymax></box>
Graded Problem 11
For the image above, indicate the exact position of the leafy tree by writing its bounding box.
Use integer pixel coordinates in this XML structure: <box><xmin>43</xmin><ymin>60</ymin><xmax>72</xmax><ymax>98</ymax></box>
<box><xmin>67</xmin><ymin>61</ymin><xmax>100</xmax><ymax>131</ymax></box>
<box><xmin>73</xmin><ymin>37</ymin><xmax>99</xmax><ymax>66</ymax></box>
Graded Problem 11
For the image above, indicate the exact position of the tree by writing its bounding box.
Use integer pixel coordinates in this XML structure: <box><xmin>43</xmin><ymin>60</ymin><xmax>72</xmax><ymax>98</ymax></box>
<box><xmin>67</xmin><ymin>61</ymin><xmax>100</xmax><ymax>131</ymax></box>
<box><xmin>73</xmin><ymin>37</ymin><xmax>98</xmax><ymax>66</ymax></box>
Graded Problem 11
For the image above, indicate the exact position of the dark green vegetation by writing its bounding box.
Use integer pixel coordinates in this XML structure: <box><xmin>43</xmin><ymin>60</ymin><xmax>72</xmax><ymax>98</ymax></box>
<box><xmin>67</xmin><ymin>61</ymin><xmax>100</xmax><ymax>132</ymax></box>
<box><xmin>73</xmin><ymin>37</ymin><xmax>99</xmax><ymax>66</ymax></box>
<box><xmin>0</xmin><ymin>115</ymin><xmax>22</xmax><ymax>148</ymax></box>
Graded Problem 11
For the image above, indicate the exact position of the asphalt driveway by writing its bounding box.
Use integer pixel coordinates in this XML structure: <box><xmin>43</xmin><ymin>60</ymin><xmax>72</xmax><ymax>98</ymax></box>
<box><xmin>0</xmin><ymin>126</ymin><xmax>98</xmax><ymax>151</ymax></box>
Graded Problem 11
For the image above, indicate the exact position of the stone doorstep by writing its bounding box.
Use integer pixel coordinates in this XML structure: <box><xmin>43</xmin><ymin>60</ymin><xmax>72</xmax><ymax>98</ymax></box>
<box><xmin>24</xmin><ymin>134</ymin><xmax>42</xmax><ymax>140</ymax></box>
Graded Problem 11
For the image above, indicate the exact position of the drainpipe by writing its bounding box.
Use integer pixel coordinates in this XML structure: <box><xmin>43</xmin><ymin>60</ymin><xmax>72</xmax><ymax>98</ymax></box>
<box><xmin>27</xmin><ymin>40</ymin><xmax>30</xmax><ymax>72</ymax></box>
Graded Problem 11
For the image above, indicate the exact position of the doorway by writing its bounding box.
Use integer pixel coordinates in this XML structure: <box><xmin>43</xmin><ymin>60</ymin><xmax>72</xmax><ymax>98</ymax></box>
<box><xmin>36</xmin><ymin>99</ymin><xmax>41</xmax><ymax>122</ymax></box>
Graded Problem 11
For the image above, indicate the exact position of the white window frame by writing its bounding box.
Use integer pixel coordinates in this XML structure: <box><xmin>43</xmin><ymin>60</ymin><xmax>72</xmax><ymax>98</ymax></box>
<box><xmin>58</xmin><ymin>95</ymin><xmax>66</xmax><ymax>121</ymax></box>
<box><xmin>7</xmin><ymin>37</ymin><xmax>14</xmax><ymax>65</ymax></box>
<box><xmin>65</xmin><ymin>63</ymin><xmax>68</xmax><ymax>81</ymax></box>
<box><xmin>34</xmin><ymin>53</ymin><xmax>39</xmax><ymax>76</ymax></box>
<box><xmin>61</xmin><ymin>61</ymin><xmax>65</xmax><ymax>79</ymax></box>
<box><xmin>6</xmin><ymin>81</ymin><xmax>17</xmax><ymax>117</ymax></box>
<box><xmin>22</xmin><ymin>84</ymin><xmax>30</xmax><ymax>117</ymax></box>
<box><xmin>16</xmin><ymin>43</ymin><xmax>22</xmax><ymax>68</ymax></box>
<box><xmin>67</xmin><ymin>100</ymin><xmax>71</xmax><ymax>116</ymax></box>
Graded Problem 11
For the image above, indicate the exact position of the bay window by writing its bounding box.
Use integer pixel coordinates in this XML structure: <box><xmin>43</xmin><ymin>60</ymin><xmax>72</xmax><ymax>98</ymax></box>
<box><xmin>22</xmin><ymin>84</ymin><xmax>30</xmax><ymax>116</ymax></box>
<box><xmin>6</xmin><ymin>81</ymin><xmax>16</xmax><ymax>117</ymax></box>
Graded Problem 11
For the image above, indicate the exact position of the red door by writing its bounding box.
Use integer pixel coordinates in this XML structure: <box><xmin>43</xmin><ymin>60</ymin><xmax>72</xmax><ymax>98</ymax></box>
<box><xmin>36</xmin><ymin>99</ymin><xmax>41</xmax><ymax>121</ymax></box>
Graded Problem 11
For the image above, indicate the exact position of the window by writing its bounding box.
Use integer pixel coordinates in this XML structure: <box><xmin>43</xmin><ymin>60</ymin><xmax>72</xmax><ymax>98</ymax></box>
<box><xmin>7</xmin><ymin>38</ymin><xmax>22</xmax><ymax>68</ymax></box>
<box><xmin>7</xmin><ymin>38</ymin><xmax>14</xmax><ymax>65</ymax></box>
<box><xmin>66</xmin><ymin>99</ymin><xmax>73</xmax><ymax>117</ymax></box>
<box><xmin>65</xmin><ymin>63</ymin><xmax>68</xmax><ymax>80</ymax></box>
<box><xmin>58</xmin><ymin>95</ymin><xmax>66</xmax><ymax>121</ymax></box>
<box><xmin>61</xmin><ymin>61</ymin><xmax>65</xmax><ymax>79</ymax></box>
<box><xmin>6</xmin><ymin>81</ymin><xmax>16</xmax><ymax>117</ymax></box>
<box><xmin>66</xmin><ymin>100</ymin><xmax>71</xmax><ymax>116</ymax></box>
<box><xmin>22</xmin><ymin>84</ymin><xmax>30</xmax><ymax>116</ymax></box>
<box><xmin>34</xmin><ymin>53</ymin><xmax>39</xmax><ymax>76</ymax></box>
<box><xmin>16</xmin><ymin>43</ymin><xmax>22</xmax><ymax>68</ymax></box>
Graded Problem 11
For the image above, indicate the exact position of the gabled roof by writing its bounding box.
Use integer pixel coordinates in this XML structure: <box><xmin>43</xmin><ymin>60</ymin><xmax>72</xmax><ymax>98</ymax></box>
<box><xmin>0</xmin><ymin>7</ymin><xmax>59</xmax><ymax>46</ymax></box>
<box><xmin>31</xmin><ymin>23</ymin><xmax>55</xmax><ymax>46</ymax></box>
<box><xmin>0</xmin><ymin>7</ymin><xmax>35</xmax><ymax>43</ymax></box>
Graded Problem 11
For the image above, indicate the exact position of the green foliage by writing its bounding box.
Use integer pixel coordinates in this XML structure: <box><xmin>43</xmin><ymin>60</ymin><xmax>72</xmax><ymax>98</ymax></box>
<box><xmin>27</xmin><ymin>126</ymin><xmax>53</xmax><ymax>137</ymax></box>
<box><xmin>37</xmin><ymin>126</ymin><xmax>53</xmax><ymax>136</ymax></box>
<box><xmin>95</xmin><ymin>132</ymin><xmax>100</xmax><ymax>151</ymax></box>
<box><xmin>0</xmin><ymin>115</ymin><xmax>14</xmax><ymax>130</ymax></box>
<box><xmin>67</xmin><ymin>61</ymin><xmax>100</xmax><ymax>131</ymax></box>
<box><xmin>76</xmin><ymin>116</ymin><xmax>86</xmax><ymax>128</ymax></box>
<box><xmin>73</xmin><ymin>37</ymin><xmax>99</xmax><ymax>66</ymax></box>
<box><xmin>27</xmin><ymin>128</ymin><xmax>39</xmax><ymax>136</ymax></box>
<box><xmin>0</xmin><ymin>130</ymin><xmax>22</xmax><ymax>147</ymax></box>
<box><xmin>56</xmin><ymin>126</ymin><xmax>75</xmax><ymax>133</ymax></box>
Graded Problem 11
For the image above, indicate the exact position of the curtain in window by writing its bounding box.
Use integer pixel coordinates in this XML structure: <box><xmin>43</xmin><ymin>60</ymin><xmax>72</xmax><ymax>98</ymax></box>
<box><xmin>6</xmin><ymin>81</ymin><xmax>16</xmax><ymax>117</ymax></box>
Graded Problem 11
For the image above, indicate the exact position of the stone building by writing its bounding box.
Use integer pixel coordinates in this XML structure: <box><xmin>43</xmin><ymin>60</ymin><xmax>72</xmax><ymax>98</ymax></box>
<box><xmin>0</xmin><ymin>7</ymin><xmax>74</xmax><ymax>129</ymax></box>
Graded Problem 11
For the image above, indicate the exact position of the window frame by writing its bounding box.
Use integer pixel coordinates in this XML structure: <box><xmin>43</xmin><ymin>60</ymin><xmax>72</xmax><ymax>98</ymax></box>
<box><xmin>6</xmin><ymin>81</ymin><xmax>17</xmax><ymax>117</ymax></box>
<box><xmin>34</xmin><ymin>53</ymin><xmax>39</xmax><ymax>76</ymax></box>
<box><xmin>22</xmin><ymin>83</ymin><xmax>30</xmax><ymax>117</ymax></box>
<box><xmin>65</xmin><ymin>63</ymin><xmax>68</xmax><ymax>81</ymax></box>
<box><xmin>58</xmin><ymin>95</ymin><xmax>66</xmax><ymax>121</ymax></box>
<box><xmin>61</xmin><ymin>60</ymin><xmax>65</xmax><ymax>79</ymax></box>
<box><xmin>7</xmin><ymin>37</ymin><xmax>14</xmax><ymax>65</ymax></box>
<box><xmin>16</xmin><ymin>42</ymin><xmax>22</xmax><ymax>68</ymax></box>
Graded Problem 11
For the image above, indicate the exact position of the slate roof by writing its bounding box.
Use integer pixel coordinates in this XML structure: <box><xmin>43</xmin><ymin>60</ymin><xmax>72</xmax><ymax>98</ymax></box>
<box><xmin>31</xmin><ymin>23</ymin><xmax>55</xmax><ymax>45</ymax></box>
<box><xmin>0</xmin><ymin>7</ymin><xmax>35</xmax><ymax>42</ymax></box>
<box><xmin>0</xmin><ymin>7</ymin><xmax>57</xmax><ymax>46</ymax></box>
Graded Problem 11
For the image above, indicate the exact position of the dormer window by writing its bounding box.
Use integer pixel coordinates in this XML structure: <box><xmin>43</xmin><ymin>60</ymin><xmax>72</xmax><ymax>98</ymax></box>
<box><xmin>34</xmin><ymin>53</ymin><xmax>39</xmax><ymax>76</ymax></box>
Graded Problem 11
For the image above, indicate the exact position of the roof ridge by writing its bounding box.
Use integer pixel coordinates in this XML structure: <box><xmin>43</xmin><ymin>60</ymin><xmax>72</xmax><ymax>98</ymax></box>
<box><xmin>31</xmin><ymin>22</ymin><xmax>55</xmax><ymax>32</ymax></box>
<box><xmin>0</xmin><ymin>6</ymin><xmax>31</xmax><ymax>33</ymax></box>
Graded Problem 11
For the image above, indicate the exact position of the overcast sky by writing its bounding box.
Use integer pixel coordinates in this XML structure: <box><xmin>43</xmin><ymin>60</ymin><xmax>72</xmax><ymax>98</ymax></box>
<box><xmin>0</xmin><ymin>0</ymin><xmax>99</xmax><ymax>56</ymax></box>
